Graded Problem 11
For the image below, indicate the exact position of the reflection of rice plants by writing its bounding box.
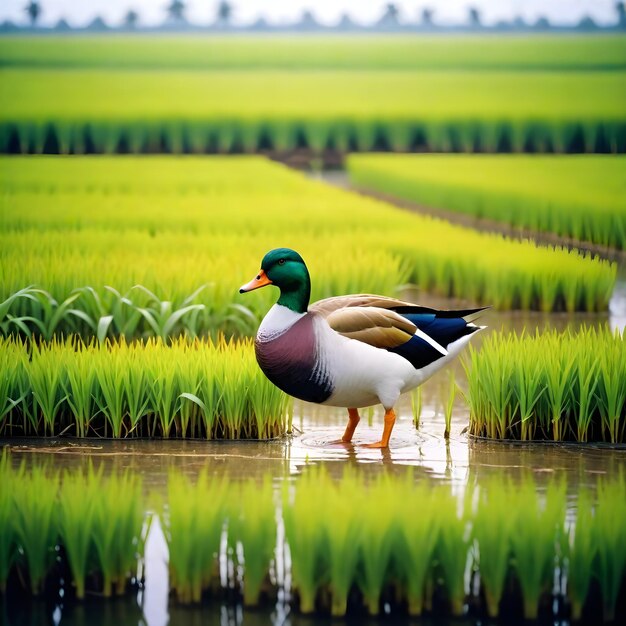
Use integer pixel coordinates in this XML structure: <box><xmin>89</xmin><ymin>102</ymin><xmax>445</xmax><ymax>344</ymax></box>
<box><xmin>348</xmin><ymin>155</ymin><xmax>626</xmax><ymax>250</ymax></box>
<box><xmin>165</xmin><ymin>469</ymin><xmax>229</xmax><ymax>603</ymax></box>
<box><xmin>467</xmin><ymin>327</ymin><xmax>626</xmax><ymax>442</ymax></box>
<box><xmin>0</xmin><ymin>336</ymin><xmax>289</xmax><ymax>439</ymax></box>
<box><xmin>0</xmin><ymin>157</ymin><xmax>616</xmax><ymax>335</ymax></box>
<box><xmin>230</xmin><ymin>478</ymin><xmax>277</xmax><ymax>607</ymax></box>
<box><xmin>2</xmin><ymin>456</ymin><xmax>626</xmax><ymax>621</ymax></box>
<box><xmin>0</xmin><ymin>453</ymin><xmax>146</xmax><ymax>598</ymax></box>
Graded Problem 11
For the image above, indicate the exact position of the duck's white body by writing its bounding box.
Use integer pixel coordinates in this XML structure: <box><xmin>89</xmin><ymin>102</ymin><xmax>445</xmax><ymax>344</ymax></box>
<box><xmin>257</xmin><ymin>302</ymin><xmax>480</xmax><ymax>410</ymax></box>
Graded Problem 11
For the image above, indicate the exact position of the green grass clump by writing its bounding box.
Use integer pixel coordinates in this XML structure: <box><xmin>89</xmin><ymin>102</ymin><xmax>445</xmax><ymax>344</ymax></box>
<box><xmin>466</xmin><ymin>327</ymin><xmax>626</xmax><ymax>442</ymax></box>
<box><xmin>0</xmin><ymin>335</ymin><xmax>289</xmax><ymax>439</ymax></box>
<box><xmin>348</xmin><ymin>154</ymin><xmax>626</xmax><ymax>249</ymax></box>
<box><xmin>0</xmin><ymin>156</ymin><xmax>615</xmax><ymax>333</ymax></box>
<box><xmin>2</xmin><ymin>35</ymin><xmax>625</xmax><ymax>71</ymax></box>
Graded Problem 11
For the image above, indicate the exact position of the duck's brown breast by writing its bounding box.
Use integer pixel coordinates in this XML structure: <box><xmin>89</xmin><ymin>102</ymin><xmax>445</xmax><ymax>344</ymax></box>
<box><xmin>255</xmin><ymin>313</ymin><xmax>333</xmax><ymax>404</ymax></box>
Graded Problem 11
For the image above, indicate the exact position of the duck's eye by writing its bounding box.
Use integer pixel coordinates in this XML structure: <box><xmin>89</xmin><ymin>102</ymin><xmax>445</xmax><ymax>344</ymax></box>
<box><xmin>278</xmin><ymin>259</ymin><xmax>286</xmax><ymax>265</ymax></box>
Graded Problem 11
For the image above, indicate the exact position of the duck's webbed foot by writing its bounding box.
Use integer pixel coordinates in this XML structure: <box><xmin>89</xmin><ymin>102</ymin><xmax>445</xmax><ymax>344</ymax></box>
<box><xmin>361</xmin><ymin>408</ymin><xmax>396</xmax><ymax>449</ymax></box>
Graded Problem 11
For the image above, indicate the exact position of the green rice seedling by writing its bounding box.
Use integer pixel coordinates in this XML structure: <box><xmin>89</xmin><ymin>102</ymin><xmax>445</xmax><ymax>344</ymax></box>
<box><xmin>12</xmin><ymin>465</ymin><xmax>60</xmax><ymax>595</ymax></box>
<box><xmin>443</xmin><ymin>371</ymin><xmax>456</xmax><ymax>439</ymax></box>
<box><xmin>566</xmin><ymin>489</ymin><xmax>596</xmax><ymax>621</ymax></box>
<box><xmin>58</xmin><ymin>470</ymin><xmax>96</xmax><ymax>599</ymax></box>
<box><xmin>472</xmin><ymin>480</ymin><xmax>516</xmax><ymax>618</ymax></box>
<box><xmin>0</xmin><ymin>335</ymin><xmax>290</xmax><ymax>439</ymax></box>
<box><xmin>165</xmin><ymin>469</ymin><xmax>229</xmax><ymax>603</ymax></box>
<box><xmin>435</xmin><ymin>489</ymin><xmax>471</xmax><ymax>616</ymax></box>
<box><xmin>596</xmin><ymin>346</ymin><xmax>626</xmax><ymax>444</ymax></box>
<box><xmin>514</xmin><ymin>346</ymin><xmax>546</xmax><ymax>441</ymax></box>
<box><xmin>467</xmin><ymin>327</ymin><xmax>626</xmax><ymax>443</ymax></box>
<box><xmin>510</xmin><ymin>478</ymin><xmax>566</xmax><ymax>619</ymax></box>
<box><xmin>574</xmin><ymin>348</ymin><xmax>600</xmax><ymax>443</ymax></box>
<box><xmin>394</xmin><ymin>479</ymin><xmax>439</xmax><ymax>616</ymax></box>
<box><xmin>28</xmin><ymin>340</ymin><xmax>68</xmax><ymax>436</ymax></box>
<box><xmin>357</xmin><ymin>475</ymin><xmax>397</xmax><ymax>615</ymax></box>
<box><xmin>594</xmin><ymin>473</ymin><xmax>626</xmax><ymax>622</ymax></box>
<box><xmin>544</xmin><ymin>346</ymin><xmax>577</xmax><ymax>442</ymax></box>
<box><xmin>410</xmin><ymin>387</ymin><xmax>422</xmax><ymax>429</ymax></box>
<box><xmin>348</xmin><ymin>155</ymin><xmax>626</xmax><ymax>250</ymax></box>
<box><xmin>230</xmin><ymin>478</ymin><xmax>276</xmax><ymax>606</ymax></box>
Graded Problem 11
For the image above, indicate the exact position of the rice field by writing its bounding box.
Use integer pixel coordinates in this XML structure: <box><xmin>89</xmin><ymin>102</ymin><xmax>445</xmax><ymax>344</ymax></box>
<box><xmin>0</xmin><ymin>157</ymin><xmax>616</xmax><ymax>344</ymax></box>
<box><xmin>2</xmin><ymin>34</ymin><xmax>625</xmax><ymax>71</ymax></box>
<box><xmin>2</xmin><ymin>30</ymin><xmax>625</xmax><ymax>626</ymax></box>
<box><xmin>0</xmin><ymin>336</ymin><xmax>289</xmax><ymax>439</ymax></box>
<box><xmin>466</xmin><ymin>327</ymin><xmax>626</xmax><ymax>442</ymax></box>
<box><xmin>6</xmin><ymin>456</ymin><xmax>624</xmax><ymax>622</ymax></box>
<box><xmin>347</xmin><ymin>154</ymin><xmax>626</xmax><ymax>249</ymax></box>
<box><xmin>1</xmin><ymin>69</ymin><xmax>624</xmax><ymax>155</ymax></box>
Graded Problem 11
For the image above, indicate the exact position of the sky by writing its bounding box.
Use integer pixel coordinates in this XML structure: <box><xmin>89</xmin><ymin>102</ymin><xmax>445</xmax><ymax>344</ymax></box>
<box><xmin>3</xmin><ymin>0</ymin><xmax>621</xmax><ymax>27</ymax></box>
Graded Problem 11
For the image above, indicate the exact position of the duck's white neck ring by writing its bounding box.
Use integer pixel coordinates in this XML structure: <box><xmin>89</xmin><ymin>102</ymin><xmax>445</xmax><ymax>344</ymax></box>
<box><xmin>257</xmin><ymin>304</ymin><xmax>306</xmax><ymax>342</ymax></box>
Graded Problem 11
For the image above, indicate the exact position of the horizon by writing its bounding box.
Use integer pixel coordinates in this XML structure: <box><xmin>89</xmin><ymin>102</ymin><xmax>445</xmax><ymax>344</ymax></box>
<box><xmin>5</xmin><ymin>1</ymin><xmax>622</xmax><ymax>28</ymax></box>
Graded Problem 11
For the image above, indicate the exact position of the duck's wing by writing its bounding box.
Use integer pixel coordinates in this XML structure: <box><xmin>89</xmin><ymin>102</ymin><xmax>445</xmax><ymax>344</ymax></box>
<box><xmin>310</xmin><ymin>294</ymin><xmax>487</xmax><ymax>370</ymax></box>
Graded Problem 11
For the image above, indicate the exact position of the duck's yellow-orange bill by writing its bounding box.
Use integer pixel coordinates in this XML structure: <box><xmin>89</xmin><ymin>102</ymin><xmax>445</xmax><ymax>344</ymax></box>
<box><xmin>239</xmin><ymin>269</ymin><xmax>273</xmax><ymax>293</ymax></box>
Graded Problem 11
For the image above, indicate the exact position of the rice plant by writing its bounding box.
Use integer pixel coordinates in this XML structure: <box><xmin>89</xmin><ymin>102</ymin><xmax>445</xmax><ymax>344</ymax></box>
<box><xmin>1</xmin><ymin>68</ymin><xmax>624</xmax><ymax>155</ymax></box>
<box><xmin>466</xmin><ymin>327</ymin><xmax>626</xmax><ymax>442</ymax></box>
<box><xmin>348</xmin><ymin>155</ymin><xmax>626</xmax><ymax>249</ymax></box>
<box><xmin>0</xmin><ymin>335</ymin><xmax>289</xmax><ymax>439</ymax></box>
<box><xmin>0</xmin><ymin>156</ymin><xmax>616</xmax><ymax>330</ymax></box>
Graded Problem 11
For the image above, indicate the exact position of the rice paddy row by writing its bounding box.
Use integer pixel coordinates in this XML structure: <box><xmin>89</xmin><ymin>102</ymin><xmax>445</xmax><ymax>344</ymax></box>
<box><xmin>3</xmin><ymin>35</ymin><xmax>625</xmax><ymax>71</ymax></box>
<box><xmin>0</xmin><ymin>336</ymin><xmax>289</xmax><ymax>439</ymax></box>
<box><xmin>1</xmin><ymin>70</ymin><xmax>624</xmax><ymax>154</ymax></box>
<box><xmin>348</xmin><ymin>154</ymin><xmax>626</xmax><ymax>250</ymax></box>
<box><xmin>0</xmin><ymin>157</ymin><xmax>616</xmax><ymax>336</ymax></box>
<box><xmin>466</xmin><ymin>327</ymin><xmax>626</xmax><ymax>443</ymax></box>
<box><xmin>2</xmin><ymin>459</ymin><xmax>625</xmax><ymax>622</ymax></box>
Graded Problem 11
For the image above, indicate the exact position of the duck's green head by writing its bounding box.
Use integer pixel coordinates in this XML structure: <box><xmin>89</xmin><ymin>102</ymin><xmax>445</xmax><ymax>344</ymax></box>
<box><xmin>239</xmin><ymin>248</ymin><xmax>311</xmax><ymax>313</ymax></box>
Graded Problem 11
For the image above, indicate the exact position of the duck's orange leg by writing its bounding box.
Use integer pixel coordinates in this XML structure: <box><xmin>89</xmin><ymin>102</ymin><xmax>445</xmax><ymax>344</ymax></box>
<box><xmin>341</xmin><ymin>408</ymin><xmax>361</xmax><ymax>443</ymax></box>
<box><xmin>362</xmin><ymin>408</ymin><xmax>396</xmax><ymax>449</ymax></box>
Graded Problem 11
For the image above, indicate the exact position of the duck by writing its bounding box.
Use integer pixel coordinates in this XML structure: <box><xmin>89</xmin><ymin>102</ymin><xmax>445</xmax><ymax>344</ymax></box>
<box><xmin>240</xmin><ymin>248</ymin><xmax>487</xmax><ymax>448</ymax></box>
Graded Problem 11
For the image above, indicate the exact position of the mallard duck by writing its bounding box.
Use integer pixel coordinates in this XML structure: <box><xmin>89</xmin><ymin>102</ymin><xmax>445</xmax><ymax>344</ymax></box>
<box><xmin>240</xmin><ymin>248</ymin><xmax>486</xmax><ymax>448</ymax></box>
